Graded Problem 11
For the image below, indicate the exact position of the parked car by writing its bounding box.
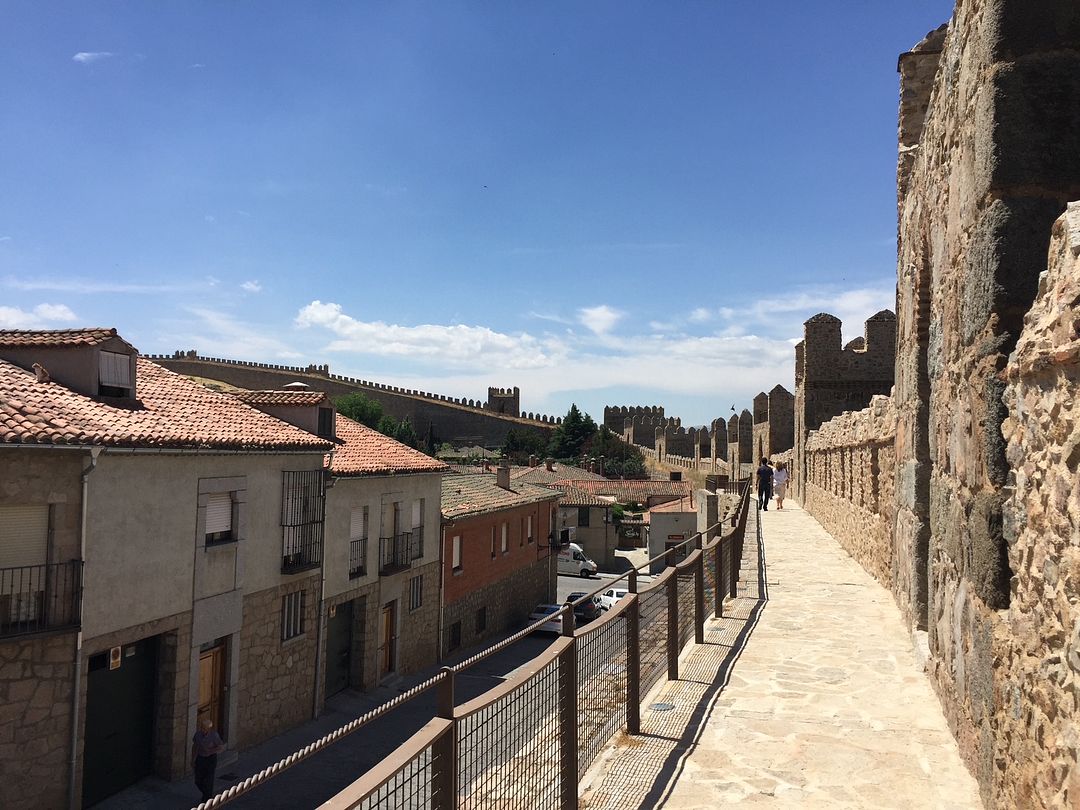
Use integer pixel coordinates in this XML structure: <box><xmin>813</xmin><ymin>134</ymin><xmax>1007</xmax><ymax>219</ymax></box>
<box><xmin>528</xmin><ymin>604</ymin><xmax>564</xmax><ymax>634</ymax></box>
<box><xmin>599</xmin><ymin>587</ymin><xmax>629</xmax><ymax>610</ymax></box>
<box><xmin>567</xmin><ymin>592</ymin><xmax>604</xmax><ymax>623</ymax></box>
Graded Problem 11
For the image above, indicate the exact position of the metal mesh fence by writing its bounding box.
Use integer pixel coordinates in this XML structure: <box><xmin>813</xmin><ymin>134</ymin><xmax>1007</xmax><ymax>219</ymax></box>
<box><xmin>457</xmin><ymin>656</ymin><xmax>561</xmax><ymax>809</ymax></box>
<box><xmin>703</xmin><ymin>544</ymin><xmax>717</xmax><ymax>613</ymax></box>
<box><xmin>676</xmin><ymin>569</ymin><xmax>696</xmax><ymax>650</ymax></box>
<box><xmin>576</xmin><ymin>615</ymin><xmax>628</xmax><ymax>773</ymax></box>
<box><xmin>357</xmin><ymin>746</ymin><xmax>436</xmax><ymax>810</ymax></box>
<box><xmin>638</xmin><ymin>585</ymin><xmax>669</xmax><ymax>697</ymax></box>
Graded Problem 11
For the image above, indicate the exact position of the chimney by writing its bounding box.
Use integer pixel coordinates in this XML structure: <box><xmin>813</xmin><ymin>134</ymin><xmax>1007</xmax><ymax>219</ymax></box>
<box><xmin>496</xmin><ymin>464</ymin><xmax>511</xmax><ymax>490</ymax></box>
<box><xmin>669</xmin><ymin>471</ymin><xmax>682</xmax><ymax>482</ymax></box>
<box><xmin>545</xmin><ymin>457</ymin><xmax>555</xmax><ymax>472</ymax></box>
<box><xmin>528</xmin><ymin>455</ymin><xmax>539</xmax><ymax>467</ymax></box>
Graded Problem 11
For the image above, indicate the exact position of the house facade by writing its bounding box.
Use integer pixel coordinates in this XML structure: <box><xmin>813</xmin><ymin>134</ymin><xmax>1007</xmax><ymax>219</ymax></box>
<box><xmin>440</xmin><ymin>469</ymin><xmax>558</xmax><ymax>656</ymax></box>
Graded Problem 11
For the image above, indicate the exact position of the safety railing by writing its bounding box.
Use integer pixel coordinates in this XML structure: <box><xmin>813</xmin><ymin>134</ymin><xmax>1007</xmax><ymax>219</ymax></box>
<box><xmin>195</xmin><ymin>479</ymin><xmax>752</xmax><ymax>810</ymax></box>
<box><xmin>0</xmin><ymin>560</ymin><xmax>83</xmax><ymax>638</ymax></box>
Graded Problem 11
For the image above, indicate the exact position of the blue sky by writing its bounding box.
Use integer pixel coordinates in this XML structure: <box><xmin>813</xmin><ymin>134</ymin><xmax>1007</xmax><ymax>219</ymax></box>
<box><xmin>0</xmin><ymin>1</ymin><xmax>953</xmax><ymax>426</ymax></box>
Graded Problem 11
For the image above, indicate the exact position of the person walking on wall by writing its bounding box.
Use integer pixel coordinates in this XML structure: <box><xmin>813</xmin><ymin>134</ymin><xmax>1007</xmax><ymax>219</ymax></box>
<box><xmin>192</xmin><ymin>718</ymin><xmax>226</xmax><ymax>802</ymax></box>
<box><xmin>756</xmin><ymin>457</ymin><xmax>774</xmax><ymax>511</ymax></box>
<box><xmin>773</xmin><ymin>461</ymin><xmax>789</xmax><ymax>510</ymax></box>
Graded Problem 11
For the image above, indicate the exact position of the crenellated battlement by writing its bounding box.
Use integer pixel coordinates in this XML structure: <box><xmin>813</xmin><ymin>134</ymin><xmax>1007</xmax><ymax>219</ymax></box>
<box><xmin>604</xmin><ymin>404</ymin><xmax>664</xmax><ymax>432</ymax></box>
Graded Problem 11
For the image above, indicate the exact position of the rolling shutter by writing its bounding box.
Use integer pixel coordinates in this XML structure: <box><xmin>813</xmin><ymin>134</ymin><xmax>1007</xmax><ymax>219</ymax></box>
<box><xmin>350</xmin><ymin>506</ymin><xmax>366</xmax><ymax>540</ymax></box>
<box><xmin>205</xmin><ymin>494</ymin><xmax>232</xmax><ymax>534</ymax></box>
<box><xmin>0</xmin><ymin>505</ymin><xmax>49</xmax><ymax>569</ymax></box>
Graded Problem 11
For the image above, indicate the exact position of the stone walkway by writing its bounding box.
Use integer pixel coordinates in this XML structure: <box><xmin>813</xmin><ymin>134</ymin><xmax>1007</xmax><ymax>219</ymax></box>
<box><xmin>581</xmin><ymin>503</ymin><xmax>983</xmax><ymax>809</ymax></box>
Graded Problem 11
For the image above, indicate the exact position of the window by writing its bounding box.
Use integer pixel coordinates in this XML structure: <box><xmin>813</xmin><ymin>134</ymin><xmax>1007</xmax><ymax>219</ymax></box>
<box><xmin>519</xmin><ymin>517</ymin><xmax>524</xmax><ymax>546</ymax></box>
<box><xmin>205</xmin><ymin>493</ymin><xmax>234</xmax><ymax>545</ymax></box>
<box><xmin>490</xmin><ymin>526</ymin><xmax>496</xmax><ymax>559</ymax></box>
<box><xmin>281</xmin><ymin>470</ymin><xmax>325</xmax><ymax>573</ymax></box>
<box><xmin>317</xmin><ymin>407</ymin><xmax>335</xmax><ymax>438</ymax></box>
<box><xmin>98</xmin><ymin>350</ymin><xmax>132</xmax><ymax>396</ymax></box>
<box><xmin>578</xmin><ymin>507</ymin><xmax>591</xmax><ymax>527</ymax></box>
<box><xmin>281</xmin><ymin>590</ymin><xmax>306</xmax><ymax>641</ymax></box>
<box><xmin>451</xmin><ymin>535</ymin><xmax>462</xmax><ymax>570</ymax></box>
<box><xmin>449</xmin><ymin>621</ymin><xmax>462</xmax><ymax>651</ymax></box>
<box><xmin>349</xmin><ymin>505</ymin><xmax>368</xmax><ymax>578</ymax></box>
<box><xmin>0</xmin><ymin>505</ymin><xmax>48</xmax><ymax>569</ymax></box>
<box><xmin>475</xmin><ymin>606</ymin><xmax>487</xmax><ymax>633</ymax></box>
<box><xmin>501</xmin><ymin>522</ymin><xmax>508</xmax><ymax>554</ymax></box>
<box><xmin>408</xmin><ymin>575</ymin><xmax>423</xmax><ymax>611</ymax></box>
<box><xmin>527</xmin><ymin>514</ymin><xmax>534</xmax><ymax>544</ymax></box>
<box><xmin>410</xmin><ymin>498</ymin><xmax>424</xmax><ymax>560</ymax></box>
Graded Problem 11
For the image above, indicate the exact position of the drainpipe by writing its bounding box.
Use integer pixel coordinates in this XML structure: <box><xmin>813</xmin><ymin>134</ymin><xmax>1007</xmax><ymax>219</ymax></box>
<box><xmin>68</xmin><ymin>446</ymin><xmax>102</xmax><ymax>810</ymax></box>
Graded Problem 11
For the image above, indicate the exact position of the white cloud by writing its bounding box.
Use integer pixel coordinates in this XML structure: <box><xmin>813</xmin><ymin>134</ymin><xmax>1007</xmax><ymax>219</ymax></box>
<box><xmin>3</xmin><ymin>276</ymin><xmax>210</xmax><ymax>294</ymax></box>
<box><xmin>578</xmin><ymin>304</ymin><xmax>622</xmax><ymax>336</ymax></box>
<box><xmin>240</xmin><ymin>280</ymin><xmax>262</xmax><ymax>293</ymax></box>
<box><xmin>72</xmin><ymin>52</ymin><xmax>115</xmax><ymax>64</ymax></box>
<box><xmin>0</xmin><ymin>303</ymin><xmax>78</xmax><ymax>329</ymax></box>
<box><xmin>164</xmin><ymin>307</ymin><xmax>302</xmax><ymax>360</ymax></box>
<box><xmin>296</xmin><ymin>301</ymin><xmax>563</xmax><ymax>370</ymax></box>
<box><xmin>689</xmin><ymin>307</ymin><xmax>712</xmax><ymax>323</ymax></box>
<box><xmin>190</xmin><ymin>63</ymin><xmax>206</xmax><ymax>69</ymax></box>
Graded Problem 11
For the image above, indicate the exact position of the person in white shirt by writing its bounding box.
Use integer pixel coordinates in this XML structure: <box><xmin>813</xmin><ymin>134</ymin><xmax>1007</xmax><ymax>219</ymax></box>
<box><xmin>773</xmin><ymin>461</ymin><xmax>790</xmax><ymax>510</ymax></box>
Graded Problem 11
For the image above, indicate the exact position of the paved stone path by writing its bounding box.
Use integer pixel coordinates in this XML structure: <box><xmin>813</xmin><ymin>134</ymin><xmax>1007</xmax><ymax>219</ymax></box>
<box><xmin>581</xmin><ymin>503</ymin><xmax>983</xmax><ymax>809</ymax></box>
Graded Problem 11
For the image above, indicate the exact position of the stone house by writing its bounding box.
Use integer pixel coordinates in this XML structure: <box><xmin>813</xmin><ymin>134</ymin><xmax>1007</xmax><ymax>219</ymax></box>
<box><xmin>0</xmin><ymin>328</ymin><xmax>334</xmax><ymax>809</ymax></box>
<box><xmin>547</xmin><ymin>483</ymin><xmax>618</xmax><ymax>570</ymax></box>
<box><xmin>440</xmin><ymin>469</ymin><xmax>558</xmax><ymax>656</ymax></box>
<box><xmin>646</xmin><ymin>497</ymin><xmax>697</xmax><ymax>575</ymax></box>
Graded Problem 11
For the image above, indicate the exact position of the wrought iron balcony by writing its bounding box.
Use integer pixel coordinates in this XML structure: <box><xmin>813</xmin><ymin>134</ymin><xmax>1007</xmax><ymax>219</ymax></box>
<box><xmin>0</xmin><ymin>560</ymin><xmax>83</xmax><ymax>639</ymax></box>
<box><xmin>410</xmin><ymin>526</ymin><xmax>424</xmax><ymax>561</ymax></box>
<box><xmin>379</xmin><ymin>532</ymin><xmax>413</xmax><ymax>575</ymax></box>
<box><xmin>349</xmin><ymin>537</ymin><xmax>367</xmax><ymax>580</ymax></box>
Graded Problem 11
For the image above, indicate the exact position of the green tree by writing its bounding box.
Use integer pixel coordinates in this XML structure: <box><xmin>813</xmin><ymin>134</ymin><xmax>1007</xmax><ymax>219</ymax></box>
<box><xmin>502</xmin><ymin>428</ymin><xmax>549</xmax><ymax>463</ymax></box>
<box><xmin>335</xmin><ymin>392</ymin><xmax>384</xmax><ymax>429</ymax></box>
<box><xmin>394</xmin><ymin>417</ymin><xmax>419</xmax><ymax>449</ymax></box>
<box><xmin>548</xmin><ymin>404</ymin><xmax>598</xmax><ymax>460</ymax></box>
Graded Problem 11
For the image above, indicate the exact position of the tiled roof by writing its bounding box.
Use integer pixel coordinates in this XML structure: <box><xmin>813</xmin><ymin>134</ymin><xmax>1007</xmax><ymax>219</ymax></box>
<box><xmin>552</xmin><ymin>479</ymin><xmax>694</xmax><ymax>503</ymax></box>
<box><xmin>329</xmin><ymin>415</ymin><xmax>448</xmax><ymax>476</ymax></box>
<box><xmin>442</xmin><ymin>473</ymin><xmax>560</xmax><ymax>520</ymax></box>
<box><xmin>510</xmin><ymin>462</ymin><xmax>607</xmax><ymax>485</ymax></box>
<box><xmin>0</xmin><ymin>327</ymin><xmax>126</xmax><ymax>348</ymax></box>
<box><xmin>649</xmin><ymin>496</ymin><xmax>696</xmax><ymax>513</ymax></box>
<box><xmin>0</xmin><ymin>357</ymin><xmax>332</xmax><ymax>451</ymax></box>
<box><xmin>549</xmin><ymin>482</ymin><xmax>611</xmax><ymax>507</ymax></box>
<box><xmin>236</xmin><ymin>390</ymin><xmax>328</xmax><ymax>407</ymax></box>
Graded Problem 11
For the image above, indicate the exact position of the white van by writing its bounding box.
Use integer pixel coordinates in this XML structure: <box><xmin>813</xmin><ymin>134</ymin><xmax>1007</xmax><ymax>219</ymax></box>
<box><xmin>558</xmin><ymin>542</ymin><xmax>597</xmax><ymax>578</ymax></box>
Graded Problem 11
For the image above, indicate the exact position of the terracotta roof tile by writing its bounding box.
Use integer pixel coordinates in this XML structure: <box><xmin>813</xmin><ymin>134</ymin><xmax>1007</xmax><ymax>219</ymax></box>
<box><xmin>552</xmin><ymin>479</ymin><xmax>694</xmax><ymax>503</ymax></box>
<box><xmin>509</xmin><ymin>462</ymin><xmax>607</xmax><ymax>485</ymax></box>
<box><xmin>0</xmin><ymin>357</ymin><xmax>331</xmax><ymax>451</ymax></box>
<box><xmin>236</xmin><ymin>390</ymin><xmax>328</xmax><ymax>407</ymax></box>
<box><xmin>0</xmin><ymin>327</ymin><xmax>124</xmax><ymax>347</ymax></box>
<box><xmin>328</xmin><ymin>415</ymin><xmax>447</xmax><ymax>476</ymax></box>
<box><xmin>549</xmin><ymin>483</ymin><xmax>611</xmax><ymax>506</ymax></box>
<box><xmin>442</xmin><ymin>473</ymin><xmax>560</xmax><ymax>520</ymax></box>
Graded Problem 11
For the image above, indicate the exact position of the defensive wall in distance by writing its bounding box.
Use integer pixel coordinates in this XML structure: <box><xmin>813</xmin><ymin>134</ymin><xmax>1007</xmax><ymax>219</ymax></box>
<box><xmin>146</xmin><ymin>353</ymin><xmax>559</xmax><ymax>447</ymax></box>
<box><xmin>603</xmin><ymin>405</ymin><xmax>663</xmax><ymax>433</ymax></box>
<box><xmin>792</xmin><ymin>4</ymin><xmax>1080</xmax><ymax>806</ymax></box>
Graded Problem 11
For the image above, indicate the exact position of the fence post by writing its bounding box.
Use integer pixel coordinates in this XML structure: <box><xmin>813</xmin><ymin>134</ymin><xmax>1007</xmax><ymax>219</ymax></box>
<box><xmin>714</xmin><ymin>537</ymin><xmax>724</xmax><ymax>618</ymax></box>
<box><xmin>432</xmin><ymin>668</ymin><xmax>457</xmax><ymax>810</ymax></box>
<box><xmin>666</xmin><ymin>550</ymin><xmax>679</xmax><ymax>681</ymax></box>
<box><xmin>694</xmin><ymin>549</ymin><xmax>705</xmax><ymax>645</ymax></box>
<box><xmin>558</xmin><ymin>609</ymin><xmax>578</xmax><ymax>810</ymax></box>
<box><xmin>626</xmin><ymin>569</ymin><xmax>640</xmax><ymax>735</ymax></box>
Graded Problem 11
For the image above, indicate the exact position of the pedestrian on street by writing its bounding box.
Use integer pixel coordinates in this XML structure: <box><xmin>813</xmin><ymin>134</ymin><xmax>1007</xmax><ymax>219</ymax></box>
<box><xmin>756</xmin><ymin>457</ymin><xmax>774</xmax><ymax>511</ymax></box>
<box><xmin>773</xmin><ymin>461</ymin><xmax>789</xmax><ymax>510</ymax></box>
<box><xmin>192</xmin><ymin>718</ymin><xmax>226</xmax><ymax>802</ymax></box>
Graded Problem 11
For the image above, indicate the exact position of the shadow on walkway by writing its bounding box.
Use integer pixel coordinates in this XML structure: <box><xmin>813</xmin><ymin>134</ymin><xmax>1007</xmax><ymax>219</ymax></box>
<box><xmin>581</xmin><ymin>506</ymin><xmax>768</xmax><ymax>810</ymax></box>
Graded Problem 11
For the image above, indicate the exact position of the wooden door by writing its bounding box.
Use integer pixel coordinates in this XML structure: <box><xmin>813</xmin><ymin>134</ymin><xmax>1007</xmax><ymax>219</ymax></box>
<box><xmin>198</xmin><ymin>644</ymin><xmax>226</xmax><ymax>734</ymax></box>
<box><xmin>380</xmin><ymin>602</ymin><xmax>396</xmax><ymax>676</ymax></box>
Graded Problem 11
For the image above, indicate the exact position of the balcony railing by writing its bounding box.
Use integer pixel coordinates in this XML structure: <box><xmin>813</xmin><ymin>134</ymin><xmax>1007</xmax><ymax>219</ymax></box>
<box><xmin>0</xmin><ymin>560</ymin><xmax>83</xmax><ymax>639</ymax></box>
<box><xmin>379</xmin><ymin>532</ymin><xmax>413</xmax><ymax>575</ymax></box>
<box><xmin>349</xmin><ymin>537</ymin><xmax>367</xmax><ymax>580</ymax></box>
<box><xmin>410</xmin><ymin>526</ymin><xmax>424</xmax><ymax>560</ymax></box>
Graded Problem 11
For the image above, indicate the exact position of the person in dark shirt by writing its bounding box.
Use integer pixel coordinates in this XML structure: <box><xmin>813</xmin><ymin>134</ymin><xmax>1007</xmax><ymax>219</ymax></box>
<box><xmin>191</xmin><ymin>718</ymin><xmax>226</xmax><ymax>802</ymax></box>
<box><xmin>756</xmin><ymin>458</ymin><xmax>774</xmax><ymax>511</ymax></box>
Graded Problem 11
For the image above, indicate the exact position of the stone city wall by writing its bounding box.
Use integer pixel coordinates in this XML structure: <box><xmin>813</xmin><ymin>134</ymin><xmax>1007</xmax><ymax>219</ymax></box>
<box><xmin>146</xmin><ymin>354</ymin><xmax>559</xmax><ymax>447</ymax></box>
<box><xmin>997</xmin><ymin>203</ymin><xmax>1080</xmax><ymax>809</ymax></box>
<box><xmin>604</xmin><ymin>405</ymin><xmax>664</xmax><ymax>433</ymax></box>
<box><xmin>803</xmin><ymin>395</ymin><xmax>898</xmax><ymax>588</ymax></box>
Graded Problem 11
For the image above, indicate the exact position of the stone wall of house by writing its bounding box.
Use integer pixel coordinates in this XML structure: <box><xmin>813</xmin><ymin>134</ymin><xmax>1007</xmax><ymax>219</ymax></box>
<box><xmin>148</xmin><ymin>356</ymin><xmax>557</xmax><ymax>447</ymax></box>
<box><xmin>443</xmin><ymin>555</ymin><xmax>554</xmax><ymax>656</ymax></box>
<box><xmin>803</xmin><ymin>395</ymin><xmax>897</xmax><ymax>587</ymax></box>
<box><xmin>0</xmin><ymin>632</ymin><xmax>76</xmax><ymax>810</ymax></box>
<box><xmin>997</xmin><ymin>203</ymin><xmax>1080</xmax><ymax>808</ymax></box>
<box><xmin>237</xmin><ymin>577</ymin><xmax>320</xmax><ymax>747</ymax></box>
<box><xmin>394</xmin><ymin>559</ymin><xmax>442</xmax><ymax>676</ymax></box>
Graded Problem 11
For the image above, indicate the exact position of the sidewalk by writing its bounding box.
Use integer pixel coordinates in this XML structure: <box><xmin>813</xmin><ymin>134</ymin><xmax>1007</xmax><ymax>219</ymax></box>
<box><xmin>581</xmin><ymin>503</ymin><xmax>982</xmax><ymax>809</ymax></box>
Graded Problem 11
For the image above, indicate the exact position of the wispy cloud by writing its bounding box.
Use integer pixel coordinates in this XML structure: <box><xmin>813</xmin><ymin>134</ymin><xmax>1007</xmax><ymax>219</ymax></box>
<box><xmin>240</xmin><ymin>280</ymin><xmax>262</xmax><ymax>293</ymax></box>
<box><xmin>0</xmin><ymin>236</ymin><xmax>11</xmax><ymax>243</ymax></box>
<box><xmin>296</xmin><ymin>301</ymin><xmax>564</xmax><ymax>370</ymax></box>
<box><xmin>72</xmin><ymin>52</ymin><xmax>115</xmax><ymax>64</ymax></box>
<box><xmin>190</xmin><ymin>63</ymin><xmax>206</xmax><ymax>69</ymax></box>
<box><xmin>3</xmin><ymin>276</ymin><xmax>211</xmax><ymax>295</ymax></box>
<box><xmin>688</xmin><ymin>307</ymin><xmax>712</xmax><ymax>323</ymax></box>
<box><xmin>578</xmin><ymin>304</ymin><xmax>622</xmax><ymax>336</ymax></box>
<box><xmin>527</xmin><ymin>311</ymin><xmax>572</xmax><ymax>325</ymax></box>
<box><xmin>363</xmin><ymin>182</ymin><xmax>408</xmax><ymax>197</ymax></box>
<box><xmin>163</xmin><ymin>307</ymin><xmax>303</xmax><ymax>360</ymax></box>
<box><xmin>0</xmin><ymin>303</ymin><xmax>77</xmax><ymax>329</ymax></box>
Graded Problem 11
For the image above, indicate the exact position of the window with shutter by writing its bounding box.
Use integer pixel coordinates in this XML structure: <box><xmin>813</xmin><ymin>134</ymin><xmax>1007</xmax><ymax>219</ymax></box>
<box><xmin>205</xmin><ymin>493</ymin><xmax>234</xmax><ymax>544</ymax></box>
<box><xmin>98</xmin><ymin>350</ymin><xmax>132</xmax><ymax>393</ymax></box>
<box><xmin>350</xmin><ymin>506</ymin><xmax>366</xmax><ymax>540</ymax></box>
<box><xmin>0</xmin><ymin>506</ymin><xmax>49</xmax><ymax>569</ymax></box>
<box><xmin>411</xmin><ymin>499</ymin><xmax>422</xmax><ymax>528</ymax></box>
